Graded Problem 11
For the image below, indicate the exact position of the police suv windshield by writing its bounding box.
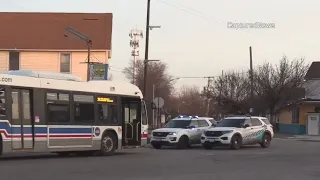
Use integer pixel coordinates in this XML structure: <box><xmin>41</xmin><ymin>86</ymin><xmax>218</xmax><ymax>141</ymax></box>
<box><xmin>216</xmin><ymin>118</ymin><xmax>245</xmax><ymax>128</ymax></box>
<box><xmin>164</xmin><ymin>120</ymin><xmax>191</xmax><ymax>128</ymax></box>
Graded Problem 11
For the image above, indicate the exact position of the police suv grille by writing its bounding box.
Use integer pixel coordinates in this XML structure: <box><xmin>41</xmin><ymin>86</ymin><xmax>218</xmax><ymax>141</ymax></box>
<box><xmin>153</xmin><ymin>132</ymin><xmax>169</xmax><ymax>137</ymax></box>
<box><xmin>205</xmin><ymin>131</ymin><xmax>223</xmax><ymax>137</ymax></box>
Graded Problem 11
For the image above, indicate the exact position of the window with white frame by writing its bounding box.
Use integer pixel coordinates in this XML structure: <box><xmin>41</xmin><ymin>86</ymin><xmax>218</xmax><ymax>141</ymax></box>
<box><xmin>60</xmin><ymin>53</ymin><xmax>71</xmax><ymax>73</ymax></box>
<box><xmin>292</xmin><ymin>106</ymin><xmax>300</xmax><ymax>124</ymax></box>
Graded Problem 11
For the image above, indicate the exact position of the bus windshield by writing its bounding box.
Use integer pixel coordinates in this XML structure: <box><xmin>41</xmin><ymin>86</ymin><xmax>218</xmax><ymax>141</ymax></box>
<box><xmin>216</xmin><ymin>118</ymin><xmax>245</xmax><ymax>128</ymax></box>
<box><xmin>164</xmin><ymin>120</ymin><xmax>191</xmax><ymax>128</ymax></box>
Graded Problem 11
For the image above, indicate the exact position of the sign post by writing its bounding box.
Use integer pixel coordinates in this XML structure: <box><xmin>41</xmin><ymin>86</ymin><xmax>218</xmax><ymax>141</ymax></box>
<box><xmin>153</xmin><ymin>97</ymin><xmax>164</xmax><ymax>127</ymax></box>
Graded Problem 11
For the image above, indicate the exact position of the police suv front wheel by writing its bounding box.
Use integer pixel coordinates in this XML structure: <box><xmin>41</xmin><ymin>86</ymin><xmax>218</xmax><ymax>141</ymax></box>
<box><xmin>177</xmin><ymin>136</ymin><xmax>189</xmax><ymax>149</ymax></box>
<box><xmin>152</xmin><ymin>143</ymin><xmax>162</xmax><ymax>149</ymax></box>
<box><xmin>202</xmin><ymin>143</ymin><xmax>213</xmax><ymax>150</ymax></box>
<box><xmin>260</xmin><ymin>134</ymin><xmax>271</xmax><ymax>148</ymax></box>
<box><xmin>230</xmin><ymin>135</ymin><xmax>242</xmax><ymax>150</ymax></box>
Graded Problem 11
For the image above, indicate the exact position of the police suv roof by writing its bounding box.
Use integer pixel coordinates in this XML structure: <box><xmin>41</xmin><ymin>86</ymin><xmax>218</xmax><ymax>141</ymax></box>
<box><xmin>224</xmin><ymin>115</ymin><xmax>262</xmax><ymax>119</ymax></box>
<box><xmin>173</xmin><ymin>115</ymin><xmax>213</xmax><ymax>120</ymax></box>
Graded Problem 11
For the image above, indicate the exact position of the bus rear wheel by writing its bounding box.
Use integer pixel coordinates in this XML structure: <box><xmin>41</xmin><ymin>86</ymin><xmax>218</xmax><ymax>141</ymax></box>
<box><xmin>100</xmin><ymin>132</ymin><xmax>117</xmax><ymax>156</ymax></box>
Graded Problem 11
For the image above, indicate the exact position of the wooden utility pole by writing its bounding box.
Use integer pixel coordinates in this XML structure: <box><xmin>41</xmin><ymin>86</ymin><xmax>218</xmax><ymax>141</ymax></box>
<box><xmin>143</xmin><ymin>0</ymin><xmax>151</xmax><ymax>97</ymax></box>
<box><xmin>217</xmin><ymin>70</ymin><xmax>223</xmax><ymax>119</ymax></box>
<box><xmin>249</xmin><ymin>46</ymin><xmax>254</xmax><ymax>114</ymax></box>
<box><xmin>205</xmin><ymin>77</ymin><xmax>214</xmax><ymax>117</ymax></box>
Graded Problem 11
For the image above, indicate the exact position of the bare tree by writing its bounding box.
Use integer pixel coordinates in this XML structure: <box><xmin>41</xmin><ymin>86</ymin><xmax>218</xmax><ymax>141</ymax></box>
<box><xmin>211</xmin><ymin>71</ymin><xmax>250</xmax><ymax>114</ymax></box>
<box><xmin>176</xmin><ymin>85</ymin><xmax>206</xmax><ymax>116</ymax></box>
<box><xmin>123</xmin><ymin>60</ymin><xmax>174</xmax><ymax>125</ymax></box>
<box><xmin>253</xmin><ymin>56</ymin><xmax>309</xmax><ymax>117</ymax></box>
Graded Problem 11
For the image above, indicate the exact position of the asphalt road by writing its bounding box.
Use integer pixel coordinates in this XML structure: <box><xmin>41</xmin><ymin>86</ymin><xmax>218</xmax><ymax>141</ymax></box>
<box><xmin>1</xmin><ymin>139</ymin><xmax>320</xmax><ymax>180</ymax></box>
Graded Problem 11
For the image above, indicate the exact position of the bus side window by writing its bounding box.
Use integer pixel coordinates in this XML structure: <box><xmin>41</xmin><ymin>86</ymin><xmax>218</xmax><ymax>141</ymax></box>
<box><xmin>98</xmin><ymin>104</ymin><xmax>109</xmax><ymax>122</ymax></box>
<box><xmin>0</xmin><ymin>87</ymin><xmax>6</xmax><ymax>119</ymax></box>
<box><xmin>47</xmin><ymin>104</ymin><xmax>69</xmax><ymax>122</ymax></box>
<box><xmin>141</xmin><ymin>101</ymin><xmax>148</xmax><ymax>125</ymax></box>
<box><xmin>47</xmin><ymin>92</ymin><xmax>70</xmax><ymax>123</ymax></box>
<box><xmin>98</xmin><ymin>103</ymin><xmax>118</xmax><ymax>125</ymax></box>
<box><xmin>73</xmin><ymin>94</ymin><xmax>94</xmax><ymax>123</ymax></box>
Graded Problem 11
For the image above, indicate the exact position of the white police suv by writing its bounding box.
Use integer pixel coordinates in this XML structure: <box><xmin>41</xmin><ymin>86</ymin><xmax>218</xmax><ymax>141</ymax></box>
<box><xmin>150</xmin><ymin>115</ymin><xmax>216</xmax><ymax>149</ymax></box>
<box><xmin>201</xmin><ymin>115</ymin><xmax>274</xmax><ymax>150</ymax></box>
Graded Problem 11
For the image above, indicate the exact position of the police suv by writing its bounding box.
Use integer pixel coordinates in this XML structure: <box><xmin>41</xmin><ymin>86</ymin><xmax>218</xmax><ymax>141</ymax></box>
<box><xmin>150</xmin><ymin>116</ymin><xmax>216</xmax><ymax>149</ymax></box>
<box><xmin>201</xmin><ymin>115</ymin><xmax>274</xmax><ymax>150</ymax></box>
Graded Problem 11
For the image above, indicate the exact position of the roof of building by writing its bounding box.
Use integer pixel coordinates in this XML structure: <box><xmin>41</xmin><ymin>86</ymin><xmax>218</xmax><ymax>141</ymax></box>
<box><xmin>303</xmin><ymin>79</ymin><xmax>320</xmax><ymax>99</ymax></box>
<box><xmin>305</xmin><ymin>61</ymin><xmax>320</xmax><ymax>80</ymax></box>
<box><xmin>0</xmin><ymin>12</ymin><xmax>112</xmax><ymax>50</ymax></box>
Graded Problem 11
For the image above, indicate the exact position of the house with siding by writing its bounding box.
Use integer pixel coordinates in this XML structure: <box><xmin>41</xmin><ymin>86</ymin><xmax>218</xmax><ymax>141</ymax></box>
<box><xmin>277</xmin><ymin>62</ymin><xmax>320</xmax><ymax>134</ymax></box>
<box><xmin>0</xmin><ymin>12</ymin><xmax>112</xmax><ymax>80</ymax></box>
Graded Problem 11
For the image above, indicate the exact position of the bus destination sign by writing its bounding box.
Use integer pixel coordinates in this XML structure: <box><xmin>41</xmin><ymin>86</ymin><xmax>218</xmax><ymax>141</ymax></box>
<box><xmin>97</xmin><ymin>97</ymin><xmax>114</xmax><ymax>103</ymax></box>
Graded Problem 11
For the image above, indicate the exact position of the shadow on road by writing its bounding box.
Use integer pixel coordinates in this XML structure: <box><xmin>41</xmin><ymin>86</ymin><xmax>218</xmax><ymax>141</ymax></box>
<box><xmin>0</xmin><ymin>151</ymin><xmax>137</xmax><ymax>161</ymax></box>
<box><xmin>149</xmin><ymin>144</ymin><xmax>262</xmax><ymax>150</ymax></box>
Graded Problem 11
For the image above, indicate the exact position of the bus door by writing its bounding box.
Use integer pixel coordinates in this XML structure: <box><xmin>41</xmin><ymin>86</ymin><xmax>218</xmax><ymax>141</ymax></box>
<box><xmin>122</xmin><ymin>98</ymin><xmax>141</xmax><ymax>146</ymax></box>
<box><xmin>140</xmin><ymin>100</ymin><xmax>148</xmax><ymax>146</ymax></box>
<box><xmin>11</xmin><ymin>89</ymin><xmax>34</xmax><ymax>150</ymax></box>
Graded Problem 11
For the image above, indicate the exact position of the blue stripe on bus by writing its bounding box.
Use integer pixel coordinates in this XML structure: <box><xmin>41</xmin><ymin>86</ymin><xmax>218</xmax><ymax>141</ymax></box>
<box><xmin>0</xmin><ymin>121</ymin><xmax>92</xmax><ymax>134</ymax></box>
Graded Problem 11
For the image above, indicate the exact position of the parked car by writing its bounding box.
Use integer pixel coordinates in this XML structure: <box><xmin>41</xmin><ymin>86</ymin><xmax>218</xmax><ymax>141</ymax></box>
<box><xmin>201</xmin><ymin>115</ymin><xmax>274</xmax><ymax>150</ymax></box>
<box><xmin>150</xmin><ymin>115</ymin><xmax>215</xmax><ymax>149</ymax></box>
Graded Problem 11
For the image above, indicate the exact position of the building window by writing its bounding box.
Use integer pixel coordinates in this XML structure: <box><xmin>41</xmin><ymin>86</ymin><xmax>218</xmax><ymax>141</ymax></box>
<box><xmin>292</xmin><ymin>106</ymin><xmax>300</xmax><ymax>124</ymax></box>
<box><xmin>9</xmin><ymin>52</ymin><xmax>20</xmax><ymax>70</ymax></box>
<box><xmin>60</xmin><ymin>53</ymin><xmax>71</xmax><ymax>73</ymax></box>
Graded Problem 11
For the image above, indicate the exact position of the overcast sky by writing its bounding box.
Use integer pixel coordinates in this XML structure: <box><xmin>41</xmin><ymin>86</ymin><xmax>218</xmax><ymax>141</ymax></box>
<box><xmin>2</xmin><ymin>0</ymin><xmax>320</xmax><ymax>90</ymax></box>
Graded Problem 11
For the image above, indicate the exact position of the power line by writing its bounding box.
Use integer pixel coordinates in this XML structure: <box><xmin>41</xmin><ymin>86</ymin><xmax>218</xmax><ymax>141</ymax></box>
<box><xmin>109</xmin><ymin>66</ymin><xmax>124</xmax><ymax>71</ymax></box>
<box><xmin>155</xmin><ymin>0</ymin><xmax>253</xmax><ymax>35</ymax></box>
<box><xmin>155</xmin><ymin>0</ymin><xmax>307</xmax><ymax>48</ymax></box>
<box><xmin>174</xmin><ymin>71</ymin><xmax>247</xmax><ymax>80</ymax></box>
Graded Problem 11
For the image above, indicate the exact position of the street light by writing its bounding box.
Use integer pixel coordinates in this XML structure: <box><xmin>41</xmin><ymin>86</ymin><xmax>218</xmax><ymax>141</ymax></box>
<box><xmin>149</xmin><ymin>25</ymin><xmax>161</xmax><ymax>30</ymax></box>
<box><xmin>64</xmin><ymin>26</ymin><xmax>94</xmax><ymax>81</ymax></box>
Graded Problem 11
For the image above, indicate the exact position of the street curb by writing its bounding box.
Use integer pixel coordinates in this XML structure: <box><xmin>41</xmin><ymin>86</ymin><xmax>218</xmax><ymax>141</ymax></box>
<box><xmin>297</xmin><ymin>139</ymin><xmax>320</xmax><ymax>142</ymax></box>
<box><xmin>274</xmin><ymin>137</ymin><xmax>320</xmax><ymax>142</ymax></box>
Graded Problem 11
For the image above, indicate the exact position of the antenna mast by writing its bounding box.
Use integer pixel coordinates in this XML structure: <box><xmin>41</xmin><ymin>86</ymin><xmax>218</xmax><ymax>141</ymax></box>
<box><xmin>129</xmin><ymin>28</ymin><xmax>143</xmax><ymax>85</ymax></box>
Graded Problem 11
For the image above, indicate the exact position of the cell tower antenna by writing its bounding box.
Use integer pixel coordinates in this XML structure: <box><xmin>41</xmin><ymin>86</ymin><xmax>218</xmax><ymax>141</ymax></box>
<box><xmin>129</xmin><ymin>28</ymin><xmax>143</xmax><ymax>85</ymax></box>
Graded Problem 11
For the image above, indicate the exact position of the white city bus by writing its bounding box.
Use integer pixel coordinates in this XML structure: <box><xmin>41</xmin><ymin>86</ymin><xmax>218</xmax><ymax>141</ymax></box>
<box><xmin>0</xmin><ymin>70</ymin><xmax>148</xmax><ymax>157</ymax></box>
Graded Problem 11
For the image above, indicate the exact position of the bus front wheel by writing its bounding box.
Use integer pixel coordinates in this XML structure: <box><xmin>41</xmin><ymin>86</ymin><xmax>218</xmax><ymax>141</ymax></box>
<box><xmin>100</xmin><ymin>132</ymin><xmax>117</xmax><ymax>156</ymax></box>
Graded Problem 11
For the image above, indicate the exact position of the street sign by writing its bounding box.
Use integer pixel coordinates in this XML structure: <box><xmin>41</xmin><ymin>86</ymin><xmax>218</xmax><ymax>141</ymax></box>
<box><xmin>89</xmin><ymin>64</ymin><xmax>109</xmax><ymax>80</ymax></box>
<box><xmin>153</xmin><ymin>97</ymin><xmax>164</xmax><ymax>108</ymax></box>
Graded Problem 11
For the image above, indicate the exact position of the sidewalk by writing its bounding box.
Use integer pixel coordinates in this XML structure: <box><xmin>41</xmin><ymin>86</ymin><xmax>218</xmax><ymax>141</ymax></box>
<box><xmin>291</xmin><ymin>135</ymin><xmax>320</xmax><ymax>142</ymax></box>
<box><xmin>274</xmin><ymin>133</ymin><xmax>295</xmax><ymax>139</ymax></box>
<box><xmin>274</xmin><ymin>133</ymin><xmax>320</xmax><ymax>142</ymax></box>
